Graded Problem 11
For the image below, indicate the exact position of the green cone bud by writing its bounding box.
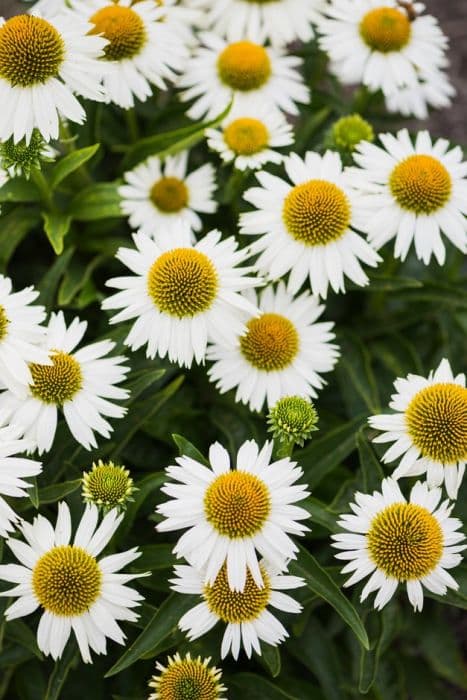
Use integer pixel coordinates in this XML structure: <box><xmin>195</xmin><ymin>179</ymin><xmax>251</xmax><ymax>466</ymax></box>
<box><xmin>330</xmin><ymin>114</ymin><xmax>374</xmax><ymax>153</ymax></box>
<box><xmin>82</xmin><ymin>460</ymin><xmax>136</xmax><ymax>512</ymax></box>
<box><xmin>267</xmin><ymin>396</ymin><xmax>319</xmax><ymax>448</ymax></box>
<box><xmin>0</xmin><ymin>130</ymin><xmax>56</xmax><ymax>179</ymax></box>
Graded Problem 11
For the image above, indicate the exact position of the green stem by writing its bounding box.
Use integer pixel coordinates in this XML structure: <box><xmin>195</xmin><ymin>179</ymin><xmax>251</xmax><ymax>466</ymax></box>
<box><xmin>351</xmin><ymin>86</ymin><xmax>373</xmax><ymax>115</ymax></box>
<box><xmin>59</xmin><ymin>119</ymin><xmax>92</xmax><ymax>187</ymax></box>
<box><xmin>125</xmin><ymin>108</ymin><xmax>139</xmax><ymax>143</ymax></box>
<box><xmin>59</xmin><ymin>120</ymin><xmax>77</xmax><ymax>152</ymax></box>
<box><xmin>273</xmin><ymin>437</ymin><xmax>295</xmax><ymax>460</ymax></box>
<box><xmin>31</xmin><ymin>168</ymin><xmax>54</xmax><ymax>210</ymax></box>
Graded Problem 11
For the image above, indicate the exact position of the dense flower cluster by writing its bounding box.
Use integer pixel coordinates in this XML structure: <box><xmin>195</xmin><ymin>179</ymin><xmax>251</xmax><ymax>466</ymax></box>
<box><xmin>0</xmin><ymin>0</ymin><xmax>464</xmax><ymax>697</ymax></box>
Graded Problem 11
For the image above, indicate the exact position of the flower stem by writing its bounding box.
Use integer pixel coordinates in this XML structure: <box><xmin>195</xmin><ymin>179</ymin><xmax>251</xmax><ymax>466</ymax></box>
<box><xmin>273</xmin><ymin>437</ymin><xmax>295</xmax><ymax>460</ymax></box>
<box><xmin>31</xmin><ymin>168</ymin><xmax>54</xmax><ymax>210</ymax></box>
<box><xmin>125</xmin><ymin>108</ymin><xmax>139</xmax><ymax>143</ymax></box>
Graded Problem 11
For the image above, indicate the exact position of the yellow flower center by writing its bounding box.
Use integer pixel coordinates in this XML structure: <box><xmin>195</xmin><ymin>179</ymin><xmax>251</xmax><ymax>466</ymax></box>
<box><xmin>32</xmin><ymin>545</ymin><xmax>102</xmax><ymax>616</ymax></box>
<box><xmin>30</xmin><ymin>351</ymin><xmax>83</xmax><ymax>405</ymax></box>
<box><xmin>217</xmin><ymin>41</ymin><xmax>271</xmax><ymax>91</ymax></box>
<box><xmin>405</xmin><ymin>383</ymin><xmax>467</xmax><ymax>463</ymax></box>
<box><xmin>204</xmin><ymin>564</ymin><xmax>270</xmax><ymax>623</ymax></box>
<box><xmin>150</xmin><ymin>176</ymin><xmax>189</xmax><ymax>213</ymax></box>
<box><xmin>204</xmin><ymin>470</ymin><xmax>271</xmax><ymax>538</ymax></box>
<box><xmin>283</xmin><ymin>179</ymin><xmax>351</xmax><ymax>246</ymax></box>
<box><xmin>0</xmin><ymin>15</ymin><xmax>65</xmax><ymax>87</ymax></box>
<box><xmin>240</xmin><ymin>313</ymin><xmax>299</xmax><ymax>371</ymax></box>
<box><xmin>147</xmin><ymin>248</ymin><xmax>218</xmax><ymax>317</ymax></box>
<box><xmin>0</xmin><ymin>305</ymin><xmax>9</xmax><ymax>341</ymax></box>
<box><xmin>89</xmin><ymin>5</ymin><xmax>146</xmax><ymax>61</ymax></box>
<box><xmin>368</xmin><ymin>502</ymin><xmax>443</xmax><ymax>580</ymax></box>
<box><xmin>360</xmin><ymin>7</ymin><xmax>411</xmax><ymax>53</ymax></box>
<box><xmin>224</xmin><ymin>117</ymin><xmax>269</xmax><ymax>155</ymax></box>
<box><xmin>389</xmin><ymin>154</ymin><xmax>452</xmax><ymax>214</ymax></box>
<box><xmin>154</xmin><ymin>658</ymin><xmax>220</xmax><ymax>700</ymax></box>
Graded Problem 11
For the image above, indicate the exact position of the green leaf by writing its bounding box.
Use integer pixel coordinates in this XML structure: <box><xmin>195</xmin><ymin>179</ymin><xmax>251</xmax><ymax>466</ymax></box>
<box><xmin>228</xmin><ymin>673</ymin><xmax>302</xmax><ymax>700</ymax></box>
<box><xmin>294</xmin><ymin>416</ymin><xmax>365</xmax><ymax>487</ymax></box>
<box><xmin>370</xmin><ymin>334</ymin><xmax>423</xmax><ymax>377</ymax></box>
<box><xmin>130</xmin><ymin>544</ymin><xmax>175</xmax><ymax>572</ymax></box>
<box><xmin>0</xmin><ymin>206</ymin><xmax>41</xmax><ymax>270</ymax></box>
<box><xmin>122</xmin><ymin>102</ymin><xmax>232</xmax><ymax>168</ymax></box>
<box><xmin>28</xmin><ymin>476</ymin><xmax>39</xmax><ymax>509</ymax></box>
<box><xmin>37</xmin><ymin>246</ymin><xmax>75</xmax><ymax>310</ymax></box>
<box><xmin>105</xmin><ymin>593</ymin><xmax>196</xmax><ymax>677</ymax></box>
<box><xmin>0</xmin><ymin>177</ymin><xmax>40</xmax><ymax>203</ymax></box>
<box><xmin>302</xmin><ymin>497</ymin><xmax>339</xmax><ymax>533</ymax></box>
<box><xmin>124</xmin><ymin>368</ymin><xmax>166</xmax><ymax>405</ymax></box>
<box><xmin>359</xmin><ymin>606</ymin><xmax>397</xmax><ymax>694</ymax></box>
<box><xmin>17</xmin><ymin>480</ymin><xmax>82</xmax><ymax>513</ymax></box>
<box><xmin>395</xmin><ymin>280</ymin><xmax>467</xmax><ymax>309</ymax></box>
<box><xmin>49</xmin><ymin>144</ymin><xmax>99</xmax><ymax>189</ymax></box>
<box><xmin>57</xmin><ymin>255</ymin><xmax>105</xmax><ymax>306</ymax></box>
<box><xmin>294</xmin><ymin>107</ymin><xmax>331</xmax><ymax>151</ymax></box>
<box><xmin>336</xmin><ymin>332</ymin><xmax>380</xmax><ymax>415</ymax></box>
<box><xmin>109</xmin><ymin>375</ymin><xmax>185</xmax><ymax>459</ymax></box>
<box><xmin>118</xmin><ymin>472</ymin><xmax>166</xmax><ymax>541</ymax></box>
<box><xmin>357</xmin><ymin>430</ymin><xmax>385</xmax><ymax>492</ymax></box>
<box><xmin>416</xmin><ymin>614</ymin><xmax>467</xmax><ymax>690</ymax></box>
<box><xmin>172</xmin><ymin>434</ymin><xmax>209</xmax><ymax>465</ymax></box>
<box><xmin>258</xmin><ymin>644</ymin><xmax>281</xmax><ymax>678</ymax></box>
<box><xmin>38</xmin><ymin>479</ymin><xmax>82</xmax><ymax>506</ymax></box>
<box><xmin>5</xmin><ymin>621</ymin><xmax>42</xmax><ymax>661</ymax></box>
<box><xmin>290</xmin><ymin>544</ymin><xmax>369</xmax><ymax>650</ymax></box>
<box><xmin>70</xmin><ymin>182</ymin><xmax>123</xmax><ymax>221</ymax></box>
<box><xmin>41</xmin><ymin>211</ymin><xmax>72</xmax><ymax>255</ymax></box>
<box><xmin>364</xmin><ymin>274</ymin><xmax>423</xmax><ymax>292</ymax></box>
<box><xmin>288</xmin><ymin>617</ymin><xmax>344</xmax><ymax>700</ymax></box>
<box><xmin>44</xmin><ymin>641</ymin><xmax>77</xmax><ymax>700</ymax></box>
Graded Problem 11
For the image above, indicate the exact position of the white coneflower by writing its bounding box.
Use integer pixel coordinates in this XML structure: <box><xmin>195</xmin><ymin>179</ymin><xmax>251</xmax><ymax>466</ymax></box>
<box><xmin>384</xmin><ymin>67</ymin><xmax>455</xmax><ymax>120</ymax></box>
<box><xmin>148</xmin><ymin>652</ymin><xmax>227</xmax><ymax>700</ymax></box>
<box><xmin>0</xmin><ymin>425</ymin><xmax>42</xmax><ymax>537</ymax></box>
<box><xmin>318</xmin><ymin>1</ymin><xmax>449</xmax><ymax>106</ymax></box>
<box><xmin>240</xmin><ymin>150</ymin><xmax>381</xmax><ymax>299</ymax></box>
<box><xmin>0</xmin><ymin>311</ymin><xmax>129</xmax><ymax>453</ymax></box>
<box><xmin>119</xmin><ymin>151</ymin><xmax>217</xmax><ymax>239</ymax></box>
<box><xmin>208</xmin><ymin>283</ymin><xmax>339</xmax><ymax>412</ymax></box>
<box><xmin>350</xmin><ymin>129</ymin><xmax>467</xmax><ymax>264</ymax></box>
<box><xmin>69</xmin><ymin>0</ymin><xmax>189</xmax><ymax>108</ymax></box>
<box><xmin>0</xmin><ymin>11</ymin><xmax>106</xmax><ymax>142</ymax></box>
<box><xmin>157</xmin><ymin>439</ymin><xmax>309</xmax><ymax>592</ymax></box>
<box><xmin>29</xmin><ymin>0</ymin><xmax>67</xmax><ymax>17</ymax></box>
<box><xmin>333</xmin><ymin>478</ymin><xmax>466</xmax><ymax>611</ymax></box>
<box><xmin>184</xmin><ymin>0</ymin><xmax>326</xmax><ymax>48</ymax></box>
<box><xmin>102</xmin><ymin>229</ymin><xmax>260</xmax><ymax>368</ymax></box>
<box><xmin>0</xmin><ymin>275</ymin><xmax>50</xmax><ymax>396</ymax></box>
<box><xmin>172</xmin><ymin>561</ymin><xmax>304</xmax><ymax>659</ymax></box>
<box><xmin>0</xmin><ymin>502</ymin><xmax>145</xmax><ymax>662</ymax></box>
<box><xmin>206</xmin><ymin>98</ymin><xmax>294</xmax><ymax>171</ymax></box>
<box><xmin>178</xmin><ymin>32</ymin><xmax>309</xmax><ymax>121</ymax></box>
<box><xmin>369</xmin><ymin>359</ymin><xmax>466</xmax><ymax>500</ymax></box>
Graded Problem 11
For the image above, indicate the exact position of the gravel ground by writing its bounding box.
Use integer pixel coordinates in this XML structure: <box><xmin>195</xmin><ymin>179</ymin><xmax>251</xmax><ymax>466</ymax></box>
<box><xmin>2</xmin><ymin>0</ymin><xmax>466</xmax><ymax>142</ymax></box>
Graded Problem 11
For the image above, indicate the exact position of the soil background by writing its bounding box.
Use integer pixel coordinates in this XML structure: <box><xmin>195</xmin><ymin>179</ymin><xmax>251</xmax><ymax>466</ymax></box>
<box><xmin>2</xmin><ymin>0</ymin><xmax>466</xmax><ymax>143</ymax></box>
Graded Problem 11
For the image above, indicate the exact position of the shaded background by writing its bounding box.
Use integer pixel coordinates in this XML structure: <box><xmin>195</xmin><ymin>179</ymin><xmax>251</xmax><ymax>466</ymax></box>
<box><xmin>2</xmin><ymin>0</ymin><xmax>466</xmax><ymax>143</ymax></box>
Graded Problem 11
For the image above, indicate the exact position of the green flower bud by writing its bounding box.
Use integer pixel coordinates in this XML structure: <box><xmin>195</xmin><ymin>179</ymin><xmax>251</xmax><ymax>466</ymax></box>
<box><xmin>82</xmin><ymin>460</ymin><xmax>136</xmax><ymax>512</ymax></box>
<box><xmin>0</xmin><ymin>130</ymin><xmax>56</xmax><ymax>179</ymax></box>
<box><xmin>267</xmin><ymin>396</ymin><xmax>319</xmax><ymax>448</ymax></box>
<box><xmin>330</xmin><ymin>114</ymin><xmax>374</xmax><ymax>153</ymax></box>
